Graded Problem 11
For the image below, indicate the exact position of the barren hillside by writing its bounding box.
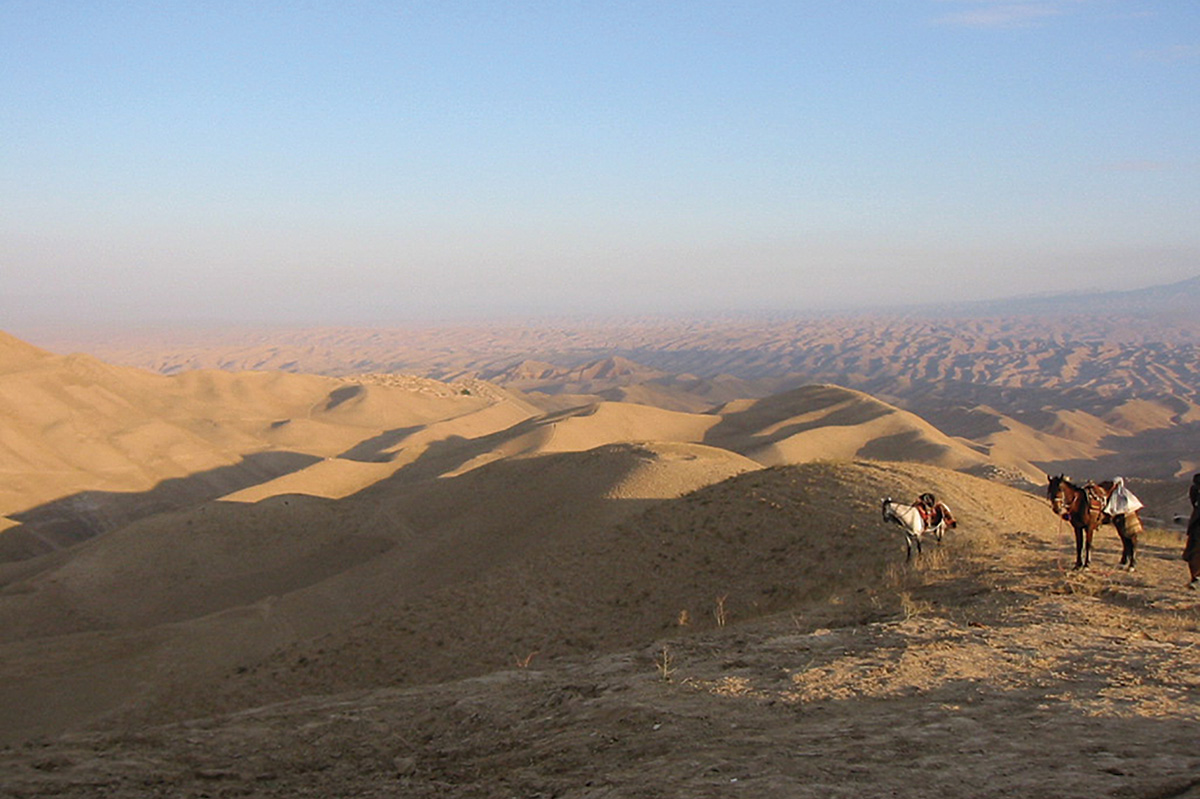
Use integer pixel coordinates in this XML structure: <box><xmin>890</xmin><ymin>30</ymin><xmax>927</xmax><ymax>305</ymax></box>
<box><xmin>1</xmin><ymin>329</ymin><xmax>1198</xmax><ymax>797</ymax></box>
<box><xmin>0</xmin><ymin>335</ymin><xmax>543</xmax><ymax>560</ymax></box>
<box><xmin>1</xmin><ymin>329</ymin><xmax>1052</xmax><ymax>569</ymax></box>
<box><xmin>2</xmin><ymin>458</ymin><xmax>1197</xmax><ymax>798</ymax></box>
<box><xmin>25</xmin><ymin>303</ymin><xmax>1200</xmax><ymax>480</ymax></box>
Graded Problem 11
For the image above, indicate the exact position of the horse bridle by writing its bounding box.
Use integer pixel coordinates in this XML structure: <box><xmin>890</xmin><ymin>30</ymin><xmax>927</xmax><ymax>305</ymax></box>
<box><xmin>1049</xmin><ymin>478</ymin><xmax>1074</xmax><ymax>518</ymax></box>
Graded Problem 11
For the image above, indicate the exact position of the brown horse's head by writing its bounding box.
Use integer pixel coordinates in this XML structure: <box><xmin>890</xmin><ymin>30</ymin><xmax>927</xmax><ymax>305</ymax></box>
<box><xmin>1047</xmin><ymin>474</ymin><xmax>1072</xmax><ymax>519</ymax></box>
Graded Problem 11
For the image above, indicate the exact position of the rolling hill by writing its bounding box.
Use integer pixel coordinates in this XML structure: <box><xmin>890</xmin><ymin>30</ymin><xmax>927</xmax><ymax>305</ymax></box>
<box><xmin>26</xmin><ymin>277</ymin><xmax>1199</xmax><ymax>482</ymax></box>
<box><xmin>0</xmin><ymin>334</ymin><xmax>543</xmax><ymax>559</ymax></box>
<box><xmin>0</xmin><ymin>329</ymin><xmax>1198</xmax><ymax>798</ymax></box>
<box><xmin>0</xmin><ymin>330</ymin><xmax>1046</xmax><ymax>564</ymax></box>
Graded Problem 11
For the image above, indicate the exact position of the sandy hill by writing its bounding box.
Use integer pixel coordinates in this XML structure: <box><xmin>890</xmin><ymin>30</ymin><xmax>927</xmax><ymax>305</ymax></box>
<box><xmin>702</xmin><ymin>384</ymin><xmax>1031</xmax><ymax>477</ymax></box>
<box><xmin>0</xmin><ymin>330</ymin><xmax>54</xmax><ymax>373</ymax></box>
<box><xmin>0</xmin><ymin>457</ymin><xmax>1053</xmax><ymax>741</ymax></box>
<box><xmin>449</xmin><ymin>401</ymin><xmax>720</xmax><ymax>465</ymax></box>
<box><xmin>4</xmin><ymin>455</ymin><xmax>1198</xmax><ymax>799</ymax></box>
<box><xmin>5</xmin><ymin>332</ymin><xmax>1032</xmax><ymax>565</ymax></box>
<box><xmin>596</xmin><ymin>382</ymin><xmax>718</xmax><ymax>413</ymax></box>
<box><xmin>26</xmin><ymin>302</ymin><xmax>1200</xmax><ymax>478</ymax></box>
<box><xmin>0</xmin><ymin>439</ymin><xmax>757</xmax><ymax>738</ymax></box>
<box><xmin>484</xmin><ymin>355</ymin><xmax>672</xmax><ymax>396</ymax></box>
<box><xmin>0</xmin><ymin>327</ymin><xmax>1121</xmax><ymax>572</ymax></box>
<box><xmin>293</xmin><ymin>385</ymin><xmax>1026</xmax><ymax>489</ymax></box>
<box><xmin>0</xmin><ymin>340</ymin><xmax>542</xmax><ymax>560</ymax></box>
<box><xmin>1</xmin><ymin>329</ymin><xmax>1198</xmax><ymax>795</ymax></box>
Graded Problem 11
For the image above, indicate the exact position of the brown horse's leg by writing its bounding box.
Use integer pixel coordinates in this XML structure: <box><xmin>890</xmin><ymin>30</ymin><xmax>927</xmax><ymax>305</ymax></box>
<box><xmin>1127</xmin><ymin>513</ymin><xmax>1140</xmax><ymax>570</ymax></box>
<box><xmin>1073</xmin><ymin>525</ymin><xmax>1085</xmax><ymax>570</ymax></box>
<box><xmin>1114</xmin><ymin>515</ymin><xmax>1130</xmax><ymax>568</ymax></box>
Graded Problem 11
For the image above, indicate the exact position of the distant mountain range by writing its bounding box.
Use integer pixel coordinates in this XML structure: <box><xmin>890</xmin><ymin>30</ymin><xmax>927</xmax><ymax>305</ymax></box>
<box><xmin>957</xmin><ymin>273</ymin><xmax>1200</xmax><ymax>317</ymax></box>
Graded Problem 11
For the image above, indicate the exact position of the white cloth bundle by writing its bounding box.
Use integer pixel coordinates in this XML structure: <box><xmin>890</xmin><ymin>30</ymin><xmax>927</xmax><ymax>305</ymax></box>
<box><xmin>1105</xmin><ymin>476</ymin><xmax>1144</xmax><ymax>515</ymax></box>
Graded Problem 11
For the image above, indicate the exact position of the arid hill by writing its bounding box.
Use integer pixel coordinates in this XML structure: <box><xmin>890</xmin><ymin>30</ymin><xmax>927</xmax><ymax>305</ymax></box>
<box><xmin>24</xmin><ymin>285</ymin><xmax>1200</xmax><ymax>481</ymax></box>
<box><xmin>0</xmin><ymin>328</ymin><xmax>1057</xmax><ymax>567</ymax></box>
<box><xmin>0</xmin><ymin>333</ymin><xmax>544</xmax><ymax>560</ymax></box>
<box><xmin>0</xmin><ymin>329</ymin><xmax>1198</xmax><ymax>797</ymax></box>
<box><xmin>2</xmin><ymin>458</ymin><xmax>1198</xmax><ymax>798</ymax></box>
<box><xmin>704</xmin><ymin>384</ymin><xmax>1003</xmax><ymax>474</ymax></box>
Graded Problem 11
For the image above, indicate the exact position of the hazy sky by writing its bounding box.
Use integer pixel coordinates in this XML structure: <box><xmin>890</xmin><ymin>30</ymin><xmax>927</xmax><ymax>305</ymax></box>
<box><xmin>3</xmin><ymin>1</ymin><xmax>1199</xmax><ymax>326</ymax></box>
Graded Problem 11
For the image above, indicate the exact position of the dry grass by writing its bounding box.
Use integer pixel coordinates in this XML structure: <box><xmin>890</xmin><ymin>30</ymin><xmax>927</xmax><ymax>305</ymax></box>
<box><xmin>896</xmin><ymin>591</ymin><xmax>931</xmax><ymax>620</ymax></box>
<box><xmin>655</xmin><ymin>646</ymin><xmax>677</xmax><ymax>682</ymax></box>
<box><xmin>713</xmin><ymin>594</ymin><xmax>729</xmax><ymax>627</ymax></box>
<box><xmin>1139</xmin><ymin>525</ymin><xmax>1187</xmax><ymax>548</ymax></box>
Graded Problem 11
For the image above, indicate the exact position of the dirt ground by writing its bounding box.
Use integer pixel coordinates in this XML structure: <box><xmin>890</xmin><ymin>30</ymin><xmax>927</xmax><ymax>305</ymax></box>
<box><xmin>3</xmin><ymin>496</ymin><xmax>1199</xmax><ymax>799</ymax></box>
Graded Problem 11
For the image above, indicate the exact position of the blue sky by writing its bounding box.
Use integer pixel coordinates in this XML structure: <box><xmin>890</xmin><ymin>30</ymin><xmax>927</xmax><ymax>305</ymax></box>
<box><xmin>3</xmin><ymin>1</ymin><xmax>1198</xmax><ymax>326</ymax></box>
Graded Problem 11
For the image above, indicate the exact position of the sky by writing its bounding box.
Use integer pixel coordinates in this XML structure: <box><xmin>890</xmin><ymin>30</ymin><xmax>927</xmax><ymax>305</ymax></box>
<box><xmin>3</xmin><ymin>0</ymin><xmax>1199</xmax><ymax>327</ymax></box>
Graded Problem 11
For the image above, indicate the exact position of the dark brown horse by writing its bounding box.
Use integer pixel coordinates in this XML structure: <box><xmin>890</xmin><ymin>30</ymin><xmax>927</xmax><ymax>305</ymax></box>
<box><xmin>1047</xmin><ymin>474</ymin><xmax>1139</xmax><ymax>570</ymax></box>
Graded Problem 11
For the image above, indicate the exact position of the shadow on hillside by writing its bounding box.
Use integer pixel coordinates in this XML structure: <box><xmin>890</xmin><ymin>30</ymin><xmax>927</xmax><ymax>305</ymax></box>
<box><xmin>703</xmin><ymin>390</ymin><xmax>890</xmax><ymax>452</ymax></box>
<box><xmin>372</xmin><ymin>406</ymin><xmax>598</xmax><ymax>484</ymax></box>
<box><xmin>323</xmin><ymin>384</ymin><xmax>364</xmax><ymax>410</ymax></box>
<box><xmin>858</xmin><ymin>430</ymin><xmax>954</xmax><ymax>462</ymax></box>
<box><xmin>1036</xmin><ymin>421</ymin><xmax>1200</xmax><ymax>482</ymax></box>
<box><xmin>336</xmin><ymin>425</ymin><xmax>425</xmax><ymax>462</ymax></box>
<box><xmin>0</xmin><ymin>458</ymin><xmax>1076</xmax><ymax>743</ymax></box>
<box><xmin>0</xmin><ymin>451</ymin><xmax>322</xmax><ymax>563</ymax></box>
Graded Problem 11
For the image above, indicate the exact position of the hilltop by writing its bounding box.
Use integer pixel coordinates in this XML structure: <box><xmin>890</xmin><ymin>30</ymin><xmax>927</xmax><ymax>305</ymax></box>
<box><xmin>2</xmin><ymin>458</ymin><xmax>1198</xmax><ymax>798</ymax></box>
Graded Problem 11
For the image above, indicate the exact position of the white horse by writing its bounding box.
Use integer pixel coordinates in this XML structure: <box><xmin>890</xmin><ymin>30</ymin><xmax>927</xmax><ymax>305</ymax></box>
<box><xmin>881</xmin><ymin>498</ymin><xmax>955</xmax><ymax>560</ymax></box>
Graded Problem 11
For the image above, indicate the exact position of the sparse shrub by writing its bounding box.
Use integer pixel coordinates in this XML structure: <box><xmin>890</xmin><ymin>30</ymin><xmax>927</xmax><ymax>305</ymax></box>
<box><xmin>897</xmin><ymin>591</ymin><xmax>930</xmax><ymax>620</ymax></box>
<box><xmin>884</xmin><ymin>563</ymin><xmax>909</xmax><ymax>590</ymax></box>
<box><xmin>714</xmin><ymin>594</ymin><xmax>729</xmax><ymax>627</ymax></box>
<box><xmin>655</xmin><ymin>646</ymin><xmax>676</xmax><ymax>682</ymax></box>
<box><xmin>912</xmin><ymin>546</ymin><xmax>951</xmax><ymax>575</ymax></box>
<box><xmin>677</xmin><ymin>609</ymin><xmax>691</xmax><ymax>627</ymax></box>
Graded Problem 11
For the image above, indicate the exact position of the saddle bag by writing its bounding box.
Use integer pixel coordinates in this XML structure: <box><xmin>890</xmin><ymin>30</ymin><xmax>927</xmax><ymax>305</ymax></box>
<box><xmin>1114</xmin><ymin>511</ymin><xmax>1143</xmax><ymax>538</ymax></box>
